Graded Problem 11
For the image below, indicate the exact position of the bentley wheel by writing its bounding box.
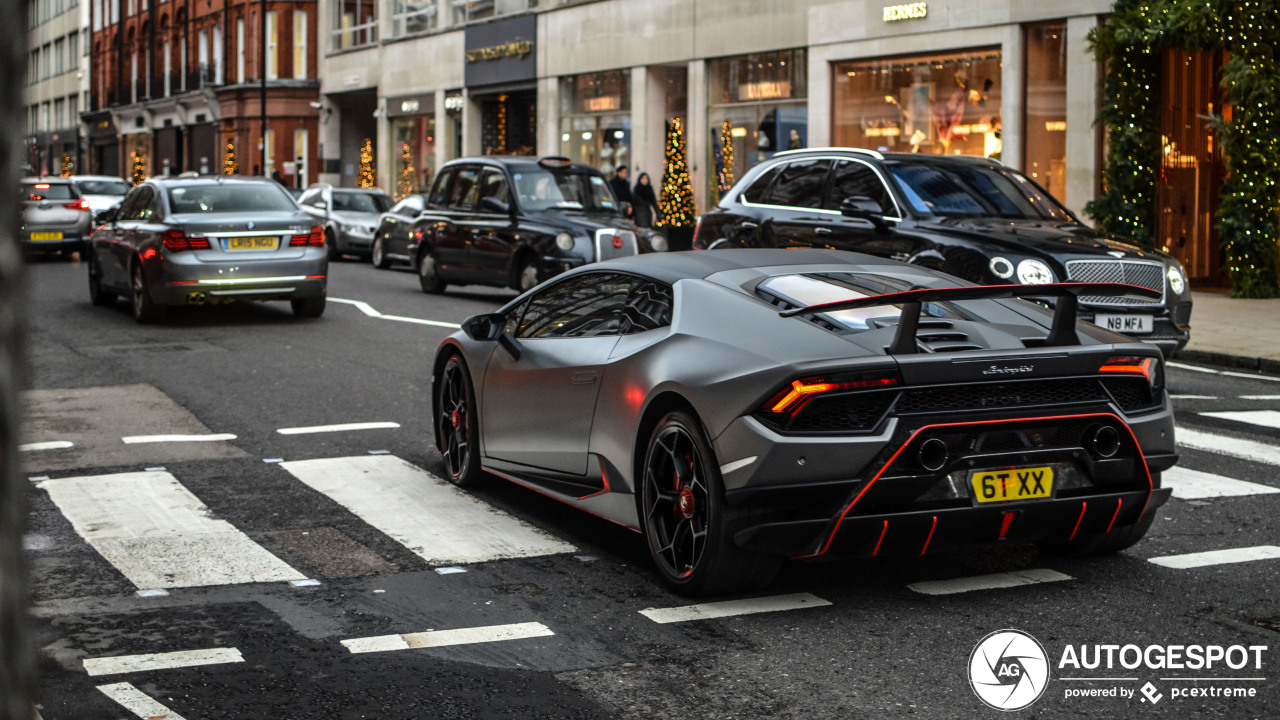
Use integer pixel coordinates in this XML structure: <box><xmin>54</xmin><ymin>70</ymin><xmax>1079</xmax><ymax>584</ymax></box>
<box><xmin>515</xmin><ymin>256</ymin><xmax>539</xmax><ymax>292</ymax></box>
<box><xmin>641</xmin><ymin>410</ymin><xmax>781</xmax><ymax>595</ymax></box>
<box><xmin>88</xmin><ymin>257</ymin><xmax>116</xmax><ymax>307</ymax></box>
<box><xmin>372</xmin><ymin>236</ymin><xmax>391</xmax><ymax>269</ymax></box>
<box><xmin>438</xmin><ymin>355</ymin><xmax>481</xmax><ymax>486</ymax></box>
<box><xmin>291</xmin><ymin>296</ymin><xmax>326</xmax><ymax>318</ymax></box>
<box><xmin>418</xmin><ymin>252</ymin><xmax>447</xmax><ymax>294</ymax></box>
<box><xmin>131</xmin><ymin>263</ymin><xmax>166</xmax><ymax>324</ymax></box>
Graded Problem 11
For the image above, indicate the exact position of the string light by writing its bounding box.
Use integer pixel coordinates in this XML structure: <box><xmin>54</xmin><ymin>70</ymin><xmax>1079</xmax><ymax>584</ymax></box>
<box><xmin>60</xmin><ymin>154</ymin><xmax>73</xmax><ymax>177</ymax></box>
<box><xmin>224</xmin><ymin>141</ymin><xmax>238</xmax><ymax>175</ymax></box>
<box><xmin>130</xmin><ymin>150</ymin><xmax>146</xmax><ymax>186</ymax></box>
<box><xmin>718</xmin><ymin>120</ymin><xmax>735</xmax><ymax>199</ymax></box>
<box><xmin>657</xmin><ymin>118</ymin><xmax>697</xmax><ymax>228</ymax></box>
<box><xmin>396</xmin><ymin>141</ymin><xmax>416</xmax><ymax>200</ymax></box>
<box><xmin>358</xmin><ymin>138</ymin><xmax>376</xmax><ymax>188</ymax></box>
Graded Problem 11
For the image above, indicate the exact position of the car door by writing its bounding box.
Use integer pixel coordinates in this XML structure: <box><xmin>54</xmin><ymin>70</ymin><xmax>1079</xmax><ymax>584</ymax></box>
<box><xmin>481</xmin><ymin>272</ymin><xmax>634</xmax><ymax>476</ymax></box>
<box><xmin>468</xmin><ymin>168</ymin><xmax>518</xmax><ymax>280</ymax></box>
<box><xmin>111</xmin><ymin>186</ymin><xmax>155</xmax><ymax>287</ymax></box>
<box><xmin>97</xmin><ymin>186</ymin><xmax>142</xmax><ymax>288</ymax></box>
<box><xmin>386</xmin><ymin>195</ymin><xmax>423</xmax><ymax>259</ymax></box>
<box><xmin>430</xmin><ymin>166</ymin><xmax>480</xmax><ymax>279</ymax></box>
<box><xmin>757</xmin><ymin>159</ymin><xmax>835</xmax><ymax>248</ymax></box>
<box><xmin>820</xmin><ymin>158</ymin><xmax>914</xmax><ymax>260</ymax></box>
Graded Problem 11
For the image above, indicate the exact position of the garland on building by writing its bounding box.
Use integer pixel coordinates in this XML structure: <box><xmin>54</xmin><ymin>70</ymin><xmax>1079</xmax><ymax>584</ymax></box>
<box><xmin>358</xmin><ymin>139</ymin><xmax>376</xmax><ymax>188</ymax></box>
<box><xmin>396</xmin><ymin>142</ymin><xmax>416</xmax><ymax>200</ymax></box>
<box><xmin>1087</xmin><ymin>0</ymin><xmax>1279</xmax><ymax>297</ymax></box>
<box><xmin>717</xmin><ymin>120</ymin><xmax>735</xmax><ymax>199</ymax></box>
<box><xmin>657</xmin><ymin>118</ymin><xmax>696</xmax><ymax>228</ymax></box>
<box><xmin>60</xmin><ymin>154</ymin><xmax>73</xmax><ymax>177</ymax></box>
<box><xmin>224</xmin><ymin>141</ymin><xmax>238</xmax><ymax>175</ymax></box>
<box><xmin>130</xmin><ymin>151</ymin><xmax>146</xmax><ymax>186</ymax></box>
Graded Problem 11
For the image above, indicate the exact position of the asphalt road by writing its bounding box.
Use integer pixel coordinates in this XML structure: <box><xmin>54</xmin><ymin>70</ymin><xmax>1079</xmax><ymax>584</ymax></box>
<box><xmin>18</xmin><ymin>255</ymin><xmax>1280</xmax><ymax>719</ymax></box>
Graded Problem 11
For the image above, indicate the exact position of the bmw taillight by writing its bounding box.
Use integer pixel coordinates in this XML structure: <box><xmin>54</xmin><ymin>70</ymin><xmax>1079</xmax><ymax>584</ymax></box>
<box><xmin>64</xmin><ymin>199</ymin><xmax>90</xmax><ymax>211</ymax></box>
<box><xmin>762</xmin><ymin>371</ymin><xmax>901</xmax><ymax>418</ymax></box>
<box><xmin>1099</xmin><ymin>355</ymin><xmax>1162</xmax><ymax>389</ymax></box>
<box><xmin>290</xmin><ymin>225</ymin><xmax>325</xmax><ymax>247</ymax></box>
<box><xmin>162</xmin><ymin>230</ymin><xmax>211</xmax><ymax>251</ymax></box>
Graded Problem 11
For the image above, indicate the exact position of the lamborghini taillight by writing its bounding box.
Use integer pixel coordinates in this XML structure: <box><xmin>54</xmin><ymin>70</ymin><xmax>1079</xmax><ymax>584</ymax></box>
<box><xmin>1099</xmin><ymin>355</ymin><xmax>1162</xmax><ymax>389</ymax></box>
<box><xmin>762</xmin><ymin>372</ymin><xmax>901</xmax><ymax>418</ymax></box>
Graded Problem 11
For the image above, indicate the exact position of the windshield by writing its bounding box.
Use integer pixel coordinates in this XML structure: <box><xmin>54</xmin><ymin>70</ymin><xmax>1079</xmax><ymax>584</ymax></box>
<box><xmin>888</xmin><ymin>163</ymin><xmax>1072</xmax><ymax>221</ymax></box>
<box><xmin>76</xmin><ymin>179</ymin><xmax>130</xmax><ymax>196</ymax></box>
<box><xmin>332</xmin><ymin>191</ymin><xmax>393</xmax><ymax>214</ymax></box>
<box><xmin>758</xmin><ymin>273</ymin><xmax>968</xmax><ymax>332</ymax></box>
<box><xmin>512</xmin><ymin>168</ymin><xmax>618</xmax><ymax>213</ymax></box>
<box><xmin>167</xmin><ymin>183</ymin><xmax>298</xmax><ymax>213</ymax></box>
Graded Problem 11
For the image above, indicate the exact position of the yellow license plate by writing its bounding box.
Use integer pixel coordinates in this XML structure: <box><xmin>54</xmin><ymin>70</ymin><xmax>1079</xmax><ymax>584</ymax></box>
<box><xmin>969</xmin><ymin>466</ymin><xmax>1054</xmax><ymax>504</ymax></box>
<box><xmin>30</xmin><ymin>231</ymin><xmax>63</xmax><ymax>241</ymax></box>
<box><xmin>227</xmin><ymin>236</ymin><xmax>278</xmax><ymax>250</ymax></box>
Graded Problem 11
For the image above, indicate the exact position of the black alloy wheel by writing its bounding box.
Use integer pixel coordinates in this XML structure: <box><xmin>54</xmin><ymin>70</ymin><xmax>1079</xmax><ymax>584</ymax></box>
<box><xmin>372</xmin><ymin>235</ymin><xmax>391</xmax><ymax>269</ymax></box>
<box><xmin>131</xmin><ymin>263</ymin><xmax>165</xmax><ymax>324</ymax></box>
<box><xmin>291</xmin><ymin>296</ymin><xmax>326</xmax><ymax>318</ymax></box>
<box><xmin>418</xmin><ymin>252</ymin><xmax>447</xmax><ymax>294</ymax></box>
<box><xmin>88</xmin><ymin>256</ymin><xmax>116</xmax><ymax>307</ymax></box>
<box><xmin>641</xmin><ymin>410</ymin><xmax>781</xmax><ymax>595</ymax></box>
<box><xmin>326</xmin><ymin>228</ymin><xmax>341</xmax><ymax>261</ymax></box>
<box><xmin>514</xmin><ymin>255</ymin><xmax>539</xmax><ymax>292</ymax></box>
<box><xmin>438</xmin><ymin>355</ymin><xmax>480</xmax><ymax>486</ymax></box>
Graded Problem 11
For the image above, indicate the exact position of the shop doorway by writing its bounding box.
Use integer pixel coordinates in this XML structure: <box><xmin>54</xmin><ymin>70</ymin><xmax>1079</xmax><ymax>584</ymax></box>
<box><xmin>479</xmin><ymin>89</ymin><xmax>536</xmax><ymax>155</ymax></box>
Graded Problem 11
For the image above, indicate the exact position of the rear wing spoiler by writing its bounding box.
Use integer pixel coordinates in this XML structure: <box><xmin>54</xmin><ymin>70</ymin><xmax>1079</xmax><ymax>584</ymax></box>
<box><xmin>778</xmin><ymin>282</ymin><xmax>1162</xmax><ymax>354</ymax></box>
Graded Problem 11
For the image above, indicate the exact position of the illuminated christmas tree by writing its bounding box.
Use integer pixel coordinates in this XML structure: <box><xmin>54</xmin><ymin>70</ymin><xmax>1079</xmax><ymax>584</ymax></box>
<box><xmin>60</xmin><ymin>154</ymin><xmax>73</xmax><ymax>177</ymax></box>
<box><xmin>396</xmin><ymin>142</ymin><xmax>415</xmax><ymax>200</ymax></box>
<box><xmin>224</xmin><ymin>141</ymin><xmax>238</xmax><ymax>175</ymax></box>
<box><xmin>658</xmin><ymin>118</ymin><xmax>696</xmax><ymax>228</ymax></box>
<box><xmin>358</xmin><ymin>139</ymin><xmax>376</xmax><ymax>188</ymax></box>
<box><xmin>130</xmin><ymin>151</ymin><xmax>146</xmax><ymax>186</ymax></box>
<box><xmin>717</xmin><ymin>120</ymin><xmax>735</xmax><ymax>198</ymax></box>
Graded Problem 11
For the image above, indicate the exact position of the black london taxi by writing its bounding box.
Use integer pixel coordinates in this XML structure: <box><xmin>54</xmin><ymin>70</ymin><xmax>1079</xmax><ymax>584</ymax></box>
<box><xmin>403</xmin><ymin>156</ymin><xmax>668</xmax><ymax>294</ymax></box>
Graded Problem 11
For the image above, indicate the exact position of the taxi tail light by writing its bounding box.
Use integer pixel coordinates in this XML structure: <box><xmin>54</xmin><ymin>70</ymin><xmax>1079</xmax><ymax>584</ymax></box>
<box><xmin>763</xmin><ymin>372</ymin><xmax>901</xmax><ymax>417</ymax></box>
<box><xmin>161</xmin><ymin>230</ymin><xmax>210</xmax><ymax>251</ymax></box>
<box><xmin>1099</xmin><ymin>355</ymin><xmax>1161</xmax><ymax>389</ymax></box>
<box><xmin>64</xmin><ymin>199</ymin><xmax>90</xmax><ymax>211</ymax></box>
<box><xmin>290</xmin><ymin>225</ymin><xmax>325</xmax><ymax>247</ymax></box>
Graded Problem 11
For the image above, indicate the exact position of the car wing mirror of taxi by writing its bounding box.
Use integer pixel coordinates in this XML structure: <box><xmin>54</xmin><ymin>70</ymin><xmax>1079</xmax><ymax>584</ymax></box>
<box><xmin>462</xmin><ymin>312</ymin><xmax>523</xmax><ymax>360</ymax></box>
<box><xmin>478</xmin><ymin>196</ymin><xmax>511</xmax><ymax>216</ymax></box>
<box><xmin>619</xmin><ymin>201</ymin><xmax>633</xmax><ymax>218</ymax></box>
<box><xmin>840</xmin><ymin>195</ymin><xmax>890</xmax><ymax>232</ymax></box>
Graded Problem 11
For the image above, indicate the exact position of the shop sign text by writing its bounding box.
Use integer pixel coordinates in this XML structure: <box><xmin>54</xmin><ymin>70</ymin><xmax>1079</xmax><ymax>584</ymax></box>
<box><xmin>883</xmin><ymin>2</ymin><xmax>928</xmax><ymax>22</ymax></box>
<box><xmin>466</xmin><ymin>39</ymin><xmax>533</xmax><ymax>63</ymax></box>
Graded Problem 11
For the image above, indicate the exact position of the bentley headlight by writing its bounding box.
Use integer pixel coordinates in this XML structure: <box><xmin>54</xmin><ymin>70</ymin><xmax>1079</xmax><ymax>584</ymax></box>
<box><xmin>649</xmin><ymin>234</ymin><xmax>668</xmax><ymax>252</ymax></box>
<box><xmin>1167</xmin><ymin>264</ymin><xmax>1187</xmax><ymax>294</ymax></box>
<box><xmin>1016</xmin><ymin>259</ymin><xmax>1055</xmax><ymax>285</ymax></box>
<box><xmin>989</xmin><ymin>256</ymin><xmax>1015</xmax><ymax>280</ymax></box>
<box><xmin>555</xmin><ymin>232</ymin><xmax>574</xmax><ymax>251</ymax></box>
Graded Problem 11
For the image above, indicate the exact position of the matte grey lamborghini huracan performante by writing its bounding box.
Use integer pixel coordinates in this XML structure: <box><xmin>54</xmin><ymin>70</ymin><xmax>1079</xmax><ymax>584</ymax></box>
<box><xmin>431</xmin><ymin>249</ymin><xmax>1177</xmax><ymax>596</ymax></box>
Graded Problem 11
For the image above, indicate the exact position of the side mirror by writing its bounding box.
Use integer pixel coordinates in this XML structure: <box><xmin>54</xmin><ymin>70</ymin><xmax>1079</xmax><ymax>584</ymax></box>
<box><xmin>462</xmin><ymin>312</ymin><xmax>523</xmax><ymax>359</ymax></box>
<box><xmin>96</xmin><ymin>207</ymin><xmax>118</xmax><ymax>224</ymax></box>
<box><xmin>840</xmin><ymin>195</ymin><xmax>890</xmax><ymax>232</ymax></box>
<box><xmin>619</xmin><ymin>201</ymin><xmax>633</xmax><ymax>218</ymax></box>
<box><xmin>478</xmin><ymin>196</ymin><xmax>510</xmax><ymax>215</ymax></box>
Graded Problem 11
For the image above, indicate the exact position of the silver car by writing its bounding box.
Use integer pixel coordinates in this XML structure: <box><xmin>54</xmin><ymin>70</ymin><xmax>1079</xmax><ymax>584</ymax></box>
<box><xmin>70</xmin><ymin>175</ymin><xmax>132</xmax><ymax>220</ymax></box>
<box><xmin>297</xmin><ymin>184</ymin><xmax>393</xmax><ymax>260</ymax></box>
<box><xmin>86</xmin><ymin>176</ymin><xmax>328</xmax><ymax>323</ymax></box>
<box><xmin>20</xmin><ymin>177</ymin><xmax>93</xmax><ymax>254</ymax></box>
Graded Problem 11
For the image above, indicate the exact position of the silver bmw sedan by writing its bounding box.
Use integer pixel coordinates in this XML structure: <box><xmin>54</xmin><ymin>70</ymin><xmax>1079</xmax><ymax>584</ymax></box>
<box><xmin>86</xmin><ymin>176</ymin><xmax>328</xmax><ymax>323</ymax></box>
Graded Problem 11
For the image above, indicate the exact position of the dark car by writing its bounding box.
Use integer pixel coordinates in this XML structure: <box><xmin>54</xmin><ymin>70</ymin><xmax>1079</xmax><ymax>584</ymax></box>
<box><xmin>432</xmin><ymin>249</ymin><xmax>1175</xmax><ymax>596</ymax></box>
<box><xmin>370</xmin><ymin>193</ymin><xmax>427</xmax><ymax>269</ymax></box>
<box><xmin>693</xmin><ymin>149</ymin><xmax>1192</xmax><ymax>356</ymax></box>
<box><xmin>86</xmin><ymin>176</ymin><xmax>328</xmax><ymax>322</ymax></box>
<box><xmin>20</xmin><ymin>177</ymin><xmax>93</xmax><ymax>254</ymax></box>
<box><xmin>410</xmin><ymin>156</ymin><xmax>668</xmax><ymax>294</ymax></box>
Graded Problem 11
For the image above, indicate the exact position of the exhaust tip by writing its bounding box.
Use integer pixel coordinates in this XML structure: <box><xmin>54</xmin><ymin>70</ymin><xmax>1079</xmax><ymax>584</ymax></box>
<box><xmin>918</xmin><ymin>437</ymin><xmax>949</xmax><ymax>473</ymax></box>
<box><xmin>188</xmin><ymin>291</ymin><xmax>207</xmax><ymax>305</ymax></box>
<box><xmin>1091</xmin><ymin>425</ymin><xmax>1121</xmax><ymax>458</ymax></box>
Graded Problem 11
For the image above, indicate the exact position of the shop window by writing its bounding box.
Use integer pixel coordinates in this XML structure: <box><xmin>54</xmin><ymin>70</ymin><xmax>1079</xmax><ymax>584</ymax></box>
<box><xmin>1023</xmin><ymin>21</ymin><xmax>1067</xmax><ymax>198</ymax></box>
<box><xmin>332</xmin><ymin>0</ymin><xmax>376</xmax><ymax>50</ymax></box>
<box><xmin>824</xmin><ymin>159</ymin><xmax>894</xmax><ymax>214</ymax></box>
<box><xmin>392</xmin><ymin>114</ymin><xmax>436</xmax><ymax>196</ymax></box>
<box><xmin>765</xmin><ymin>159</ymin><xmax>830</xmax><ymax>209</ymax></box>
<box><xmin>393</xmin><ymin>0</ymin><xmax>436</xmax><ymax>37</ymax></box>
<box><xmin>559</xmin><ymin>71</ymin><xmax>631</xmax><ymax>174</ymax></box>
<box><xmin>833</xmin><ymin>48</ymin><xmax>1002</xmax><ymax>159</ymax></box>
<box><xmin>452</xmin><ymin>0</ymin><xmax>533</xmax><ymax>25</ymax></box>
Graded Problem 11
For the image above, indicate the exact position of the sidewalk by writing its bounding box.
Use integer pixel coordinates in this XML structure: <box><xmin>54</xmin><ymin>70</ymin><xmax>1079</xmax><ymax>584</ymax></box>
<box><xmin>1176</xmin><ymin>290</ymin><xmax>1280</xmax><ymax>374</ymax></box>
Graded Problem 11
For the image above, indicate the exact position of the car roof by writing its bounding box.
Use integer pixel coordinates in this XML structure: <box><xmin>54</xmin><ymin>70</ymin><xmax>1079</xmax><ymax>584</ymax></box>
<box><xmin>330</xmin><ymin>187</ymin><xmax>390</xmax><ymax>195</ymax></box>
<box><xmin>145</xmin><ymin>175</ymin><xmax>281</xmax><ymax>187</ymax></box>
<box><xmin>442</xmin><ymin>156</ymin><xmax>603</xmax><ymax>174</ymax></box>
<box><xmin>588</xmin><ymin>248</ymin><xmax>897</xmax><ymax>284</ymax></box>
<box><xmin>69</xmin><ymin>175</ymin><xmax>129</xmax><ymax>181</ymax></box>
<box><xmin>766</xmin><ymin>147</ymin><xmax>1001</xmax><ymax>167</ymax></box>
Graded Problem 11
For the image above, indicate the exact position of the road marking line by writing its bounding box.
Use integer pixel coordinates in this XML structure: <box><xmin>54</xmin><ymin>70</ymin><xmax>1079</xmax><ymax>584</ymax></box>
<box><xmin>18</xmin><ymin>440</ymin><xmax>73</xmax><ymax>451</ymax></box>
<box><xmin>290</xmin><ymin>578</ymin><xmax>321</xmax><ymax>587</ymax></box>
<box><xmin>135</xmin><ymin>589</ymin><xmax>168</xmax><ymax>598</ymax></box>
<box><xmin>342</xmin><ymin>622</ymin><xmax>554</xmax><ymax>654</ymax></box>
<box><xmin>435</xmin><ymin>566</ymin><xmax>466</xmax><ymax>574</ymax></box>
<box><xmin>277</xmin><ymin>421</ymin><xmax>400</xmax><ymax>435</ymax></box>
<box><xmin>1177</xmin><ymin>426</ymin><xmax>1280</xmax><ymax>466</ymax></box>
<box><xmin>37</xmin><ymin>471</ymin><xmax>305</xmax><ymax>589</ymax></box>
<box><xmin>1148</xmin><ymin>545</ymin><xmax>1280</xmax><ymax>569</ymax></box>
<box><xmin>85</xmin><ymin>647</ymin><xmax>244</xmax><ymax>676</ymax></box>
<box><xmin>279</xmin><ymin>455</ymin><xmax>575</xmax><ymax>565</ymax></box>
<box><xmin>639</xmin><ymin>592</ymin><xmax>832</xmax><ymax>624</ymax></box>
<box><xmin>121</xmin><ymin>433</ymin><xmax>236</xmax><ymax>444</ymax></box>
<box><xmin>1168</xmin><ymin>361</ymin><xmax>1280</xmax><ymax>383</ymax></box>
<box><xmin>907</xmin><ymin>568</ymin><xmax>1072</xmax><ymax>596</ymax></box>
<box><xmin>1200</xmin><ymin>410</ymin><xmax>1280</xmax><ymax>431</ymax></box>
<box><xmin>1164</xmin><ymin>467</ymin><xmax>1280</xmax><ymax>500</ymax></box>
<box><xmin>1241</xmin><ymin>395</ymin><xmax>1280</xmax><ymax>401</ymax></box>
<box><xmin>97</xmin><ymin>682</ymin><xmax>189</xmax><ymax>720</ymax></box>
<box><xmin>329</xmin><ymin>297</ymin><xmax>462</xmax><ymax>328</ymax></box>
<box><xmin>1170</xmin><ymin>395</ymin><xmax>1217</xmax><ymax>401</ymax></box>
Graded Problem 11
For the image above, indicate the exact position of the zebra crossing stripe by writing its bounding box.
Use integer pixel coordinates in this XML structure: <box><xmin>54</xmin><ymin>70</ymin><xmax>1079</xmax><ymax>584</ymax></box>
<box><xmin>84</xmin><ymin>648</ymin><xmax>244</xmax><ymax>677</ymax></box>
<box><xmin>97</xmin><ymin>683</ymin><xmax>189</xmax><ymax>720</ymax></box>
<box><xmin>1200</xmin><ymin>410</ymin><xmax>1280</xmax><ymax>432</ymax></box>
<box><xmin>1176</xmin><ymin>427</ymin><xmax>1280</xmax><ymax>467</ymax></box>
<box><xmin>1148</xmin><ymin>545</ymin><xmax>1280</xmax><ymax>569</ymax></box>
<box><xmin>908</xmin><ymin>569</ymin><xmax>1072</xmax><ymax>596</ymax></box>
<box><xmin>1163</xmin><ymin>467</ymin><xmax>1280</xmax><ymax>500</ymax></box>
<box><xmin>639</xmin><ymin>593</ymin><xmax>832</xmax><ymax>624</ymax></box>
<box><xmin>279</xmin><ymin>455</ymin><xmax>575</xmax><ymax>565</ymax></box>
<box><xmin>37</xmin><ymin>471</ymin><xmax>305</xmax><ymax>589</ymax></box>
<box><xmin>342</xmin><ymin>622</ymin><xmax>554</xmax><ymax>654</ymax></box>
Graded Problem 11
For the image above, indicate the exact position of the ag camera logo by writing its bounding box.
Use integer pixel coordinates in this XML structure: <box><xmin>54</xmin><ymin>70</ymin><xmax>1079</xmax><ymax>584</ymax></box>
<box><xmin>969</xmin><ymin>629</ymin><xmax>1050</xmax><ymax>711</ymax></box>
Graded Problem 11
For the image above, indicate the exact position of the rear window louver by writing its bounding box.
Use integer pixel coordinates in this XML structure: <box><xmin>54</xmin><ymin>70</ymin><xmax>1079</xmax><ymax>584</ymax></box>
<box><xmin>760</xmin><ymin>291</ymin><xmax>841</xmax><ymax>332</ymax></box>
<box><xmin>870</xmin><ymin>318</ymin><xmax>984</xmax><ymax>353</ymax></box>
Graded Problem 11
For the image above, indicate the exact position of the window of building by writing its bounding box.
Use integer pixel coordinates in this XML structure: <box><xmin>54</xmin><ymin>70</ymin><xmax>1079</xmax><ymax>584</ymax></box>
<box><xmin>69</xmin><ymin>94</ymin><xmax>78</xmax><ymax>122</ymax></box>
<box><xmin>833</xmin><ymin>48</ymin><xmax>1003</xmax><ymax>159</ymax></box>
<box><xmin>236</xmin><ymin>18</ymin><xmax>245</xmax><ymax>83</ymax></box>
<box><xmin>559</xmin><ymin>71</ymin><xmax>630</xmax><ymax>175</ymax></box>
<box><xmin>293</xmin><ymin>128</ymin><xmax>309</xmax><ymax>188</ymax></box>
<box><xmin>264</xmin><ymin>128</ymin><xmax>275</xmax><ymax>177</ymax></box>
<box><xmin>393</xmin><ymin>0</ymin><xmax>435</xmax><ymax>37</ymax></box>
<box><xmin>266</xmin><ymin>11</ymin><xmax>278</xmax><ymax>79</ymax></box>
<box><xmin>333</xmin><ymin>0</ymin><xmax>376</xmax><ymax>51</ymax></box>
<box><xmin>42</xmin><ymin>43</ymin><xmax>52</xmax><ymax>78</ymax></box>
<box><xmin>131</xmin><ymin>50</ymin><xmax>137</xmax><ymax>101</ymax></box>
<box><xmin>54</xmin><ymin>98</ymin><xmax>65</xmax><ymax>129</ymax></box>
<box><xmin>179</xmin><ymin>35</ymin><xmax>186</xmax><ymax>91</ymax></box>
<box><xmin>198</xmin><ymin>28</ymin><xmax>208</xmax><ymax>79</ymax></box>
<box><xmin>70</xmin><ymin>32</ymin><xmax>79</xmax><ymax>65</ymax></box>
<box><xmin>163</xmin><ymin>40</ymin><xmax>171</xmax><ymax>95</ymax></box>
<box><xmin>54</xmin><ymin>38</ymin><xmax>64</xmax><ymax>74</ymax></box>
<box><xmin>293</xmin><ymin>11</ymin><xmax>307</xmax><ymax>79</ymax></box>
<box><xmin>1023</xmin><ymin>21</ymin><xmax>1068</xmax><ymax>198</ymax></box>
<box><xmin>212</xmin><ymin>25</ymin><xmax>223</xmax><ymax>83</ymax></box>
<box><xmin>451</xmin><ymin>0</ymin><xmax>534</xmax><ymax>26</ymax></box>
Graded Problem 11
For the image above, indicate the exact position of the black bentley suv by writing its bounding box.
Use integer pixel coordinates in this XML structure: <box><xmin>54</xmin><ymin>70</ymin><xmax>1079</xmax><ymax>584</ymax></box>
<box><xmin>693</xmin><ymin>149</ymin><xmax>1192</xmax><ymax>355</ymax></box>
<box><xmin>406</xmin><ymin>156</ymin><xmax>668</xmax><ymax>294</ymax></box>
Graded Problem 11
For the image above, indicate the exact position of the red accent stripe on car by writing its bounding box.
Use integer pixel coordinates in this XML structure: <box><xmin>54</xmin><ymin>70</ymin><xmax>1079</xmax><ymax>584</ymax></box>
<box><xmin>577</xmin><ymin>458</ymin><xmax>613</xmax><ymax>501</ymax></box>
<box><xmin>872</xmin><ymin>520</ymin><xmax>888</xmax><ymax>557</ymax></box>
<box><xmin>999</xmin><ymin>511</ymin><xmax>1016</xmax><ymax>540</ymax></box>
<box><xmin>1068</xmin><ymin>501</ymin><xmax>1088</xmax><ymax>541</ymax></box>
<box><xmin>485</xmin><ymin>467</ymin><xmax>639</xmax><ymax>534</ymax></box>
<box><xmin>1105</xmin><ymin>498</ymin><xmax>1124</xmax><ymax>534</ymax></box>
<box><xmin>920</xmin><ymin>516</ymin><xmax>938</xmax><ymax>556</ymax></box>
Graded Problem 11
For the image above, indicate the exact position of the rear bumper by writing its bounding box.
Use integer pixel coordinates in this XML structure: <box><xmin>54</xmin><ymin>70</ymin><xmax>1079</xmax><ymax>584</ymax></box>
<box><xmin>20</xmin><ymin>233</ymin><xmax>87</xmax><ymax>251</ymax></box>
<box><xmin>151</xmin><ymin>250</ymin><xmax>328</xmax><ymax>304</ymax></box>
<box><xmin>338</xmin><ymin>227</ymin><xmax>375</xmax><ymax>252</ymax></box>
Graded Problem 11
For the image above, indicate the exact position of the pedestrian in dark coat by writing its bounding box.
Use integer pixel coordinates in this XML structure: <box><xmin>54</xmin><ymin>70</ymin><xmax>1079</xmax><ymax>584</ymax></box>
<box><xmin>632</xmin><ymin>172</ymin><xmax>661</xmax><ymax>228</ymax></box>
<box><xmin>609</xmin><ymin>166</ymin><xmax>633</xmax><ymax>206</ymax></box>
